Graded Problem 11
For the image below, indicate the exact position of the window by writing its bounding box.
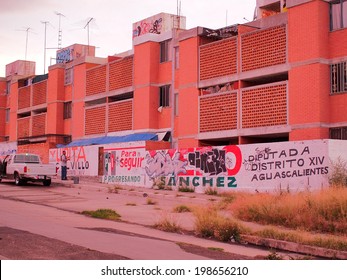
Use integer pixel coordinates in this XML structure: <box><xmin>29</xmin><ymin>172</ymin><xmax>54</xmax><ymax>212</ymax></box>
<box><xmin>159</xmin><ymin>85</ymin><xmax>170</xmax><ymax>107</ymax></box>
<box><xmin>63</xmin><ymin>102</ymin><xmax>72</xmax><ymax>119</ymax></box>
<box><xmin>330</xmin><ymin>0</ymin><xmax>347</xmax><ymax>30</ymax></box>
<box><xmin>5</xmin><ymin>109</ymin><xmax>10</xmax><ymax>123</ymax></box>
<box><xmin>331</xmin><ymin>61</ymin><xmax>347</xmax><ymax>94</ymax></box>
<box><xmin>160</xmin><ymin>40</ymin><xmax>171</xmax><ymax>63</ymax></box>
<box><xmin>330</xmin><ymin>127</ymin><xmax>347</xmax><ymax>139</ymax></box>
<box><xmin>65</xmin><ymin>68</ymin><xmax>73</xmax><ymax>85</ymax></box>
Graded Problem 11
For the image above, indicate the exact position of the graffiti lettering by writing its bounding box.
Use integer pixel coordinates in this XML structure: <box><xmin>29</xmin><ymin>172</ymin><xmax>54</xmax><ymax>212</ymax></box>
<box><xmin>145</xmin><ymin>151</ymin><xmax>187</xmax><ymax>180</ymax></box>
<box><xmin>133</xmin><ymin>18</ymin><xmax>163</xmax><ymax>37</ymax></box>
<box><xmin>188</xmin><ymin>149</ymin><xmax>226</xmax><ymax>176</ymax></box>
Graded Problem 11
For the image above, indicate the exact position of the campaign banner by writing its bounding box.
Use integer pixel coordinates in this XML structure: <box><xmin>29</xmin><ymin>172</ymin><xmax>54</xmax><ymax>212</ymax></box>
<box><xmin>102</xmin><ymin>147</ymin><xmax>147</xmax><ymax>186</ymax></box>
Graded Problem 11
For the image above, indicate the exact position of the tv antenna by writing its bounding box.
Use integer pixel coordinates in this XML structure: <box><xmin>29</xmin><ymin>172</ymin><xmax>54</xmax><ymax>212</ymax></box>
<box><xmin>84</xmin><ymin>17</ymin><xmax>95</xmax><ymax>50</ymax></box>
<box><xmin>41</xmin><ymin>21</ymin><xmax>55</xmax><ymax>74</ymax></box>
<box><xmin>55</xmin><ymin>11</ymin><xmax>65</xmax><ymax>49</ymax></box>
<box><xmin>16</xmin><ymin>27</ymin><xmax>36</xmax><ymax>61</ymax></box>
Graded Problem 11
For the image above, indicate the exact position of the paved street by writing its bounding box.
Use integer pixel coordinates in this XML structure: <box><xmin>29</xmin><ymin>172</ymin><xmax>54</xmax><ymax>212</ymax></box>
<box><xmin>0</xmin><ymin>178</ymin><xmax>275</xmax><ymax>260</ymax></box>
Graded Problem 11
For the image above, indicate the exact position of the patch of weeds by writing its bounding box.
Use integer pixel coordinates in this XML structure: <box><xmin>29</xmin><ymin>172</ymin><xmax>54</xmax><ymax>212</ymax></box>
<box><xmin>173</xmin><ymin>205</ymin><xmax>192</xmax><ymax>213</ymax></box>
<box><xmin>146</xmin><ymin>198</ymin><xmax>157</xmax><ymax>205</ymax></box>
<box><xmin>329</xmin><ymin>157</ymin><xmax>347</xmax><ymax>187</ymax></box>
<box><xmin>208</xmin><ymin>247</ymin><xmax>224</xmax><ymax>252</ymax></box>
<box><xmin>128</xmin><ymin>188</ymin><xmax>135</xmax><ymax>192</ymax></box>
<box><xmin>125</xmin><ymin>202</ymin><xmax>137</xmax><ymax>206</ymax></box>
<box><xmin>108</xmin><ymin>186</ymin><xmax>122</xmax><ymax>193</ymax></box>
<box><xmin>153</xmin><ymin>214</ymin><xmax>182</xmax><ymax>233</ymax></box>
<box><xmin>264</xmin><ymin>251</ymin><xmax>284</xmax><ymax>260</ymax></box>
<box><xmin>205</xmin><ymin>187</ymin><xmax>218</xmax><ymax>196</ymax></box>
<box><xmin>81</xmin><ymin>209</ymin><xmax>121</xmax><ymax>221</ymax></box>
<box><xmin>193</xmin><ymin>206</ymin><xmax>245</xmax><ymax>242</ymax></box>
<box><xmin>178</xmin><ymin>186</ymin><xmax>195</xmax><ymax>193</ymax></box>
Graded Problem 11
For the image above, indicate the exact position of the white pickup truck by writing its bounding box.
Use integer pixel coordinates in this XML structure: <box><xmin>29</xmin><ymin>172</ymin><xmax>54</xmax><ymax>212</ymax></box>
<box><xmin>0</xmin><ymin>153</ymin><xmax>56</xmax><ymax>186</ymax></box>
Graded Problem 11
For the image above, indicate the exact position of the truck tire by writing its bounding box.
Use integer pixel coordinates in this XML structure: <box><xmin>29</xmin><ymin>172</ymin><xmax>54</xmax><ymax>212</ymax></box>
<box><xmin>14</xmin><ymin>173</ymin><xmax>22</xmax><ymax>186</ymax></box>
<box><xmin>43</xmin><ymin>179</ymin><xmax>51</xmax><ymax>187</ymax></box>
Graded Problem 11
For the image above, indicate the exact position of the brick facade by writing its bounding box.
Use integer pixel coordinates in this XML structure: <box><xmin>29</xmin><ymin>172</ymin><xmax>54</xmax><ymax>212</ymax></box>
<box><xmin>241</xmin><ymin>83</ymin><xmax>287</xmax><ymax>128</ymax></box>
<box><xmin>200</xmin><ymin>92</ymin><xmax>237</xmax><ymax>132</ymax></box>
<box><xmin>109</xmin><ymin>56</ymin><xmax>133</xmax><ymax>91</ymax></box>
<box><xmin>85</xmin><ymin>106</ymin><xmax>106</xmax><ymax>135</ymax></box>
<box><xmin>241</xmin><ymin>25</ymin><xmax>287</xmax><ymax>71</ymax></box>
<box><xmin>32</xmin><ymin>80</ymin><xmax>47</xmax><ymax>106</ymax></box>
<box><xmin>108</xmin><ymin>100</ymin><xmax>133</xmax><ymax>132</ymax></box>
<box><xmin>86</xmin><ymin>65</ymin><xmax>107</xmax><ymax>96</ymax></box>
<box><xmin>200</xmin><ymin>38</ymin><xmax>237</xmax><ymax>80</ymax></box>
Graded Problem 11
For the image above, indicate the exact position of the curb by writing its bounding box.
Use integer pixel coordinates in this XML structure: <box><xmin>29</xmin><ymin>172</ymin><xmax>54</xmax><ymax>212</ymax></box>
<box><xmin>241</xmin><ymin>235</ymin><xmax>347</xmax><ymax>259</ymax></box>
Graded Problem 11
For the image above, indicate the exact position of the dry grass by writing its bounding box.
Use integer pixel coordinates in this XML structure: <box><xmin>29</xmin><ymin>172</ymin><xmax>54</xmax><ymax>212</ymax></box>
<box><xmin>193</xmin><ymin>205</ymin><xmax>247</xmax><ymax>242</ymax></box>
<box><xmin>228</xmin><ymin>187</ymin><xmax>347</xmax><ymax>235</ymax></box>
<box><xmin>153</xmin><ymin>213</ymin><xmax>182</xmax><ymax>233</ymax></box>
<box><xmin>173</xmin><ymin>205</ymin><xmax>192</xmax><ymax>213</ymax></box>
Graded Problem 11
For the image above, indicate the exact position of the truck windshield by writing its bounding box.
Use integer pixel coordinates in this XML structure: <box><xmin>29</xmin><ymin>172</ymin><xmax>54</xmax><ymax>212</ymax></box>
<box><xmin>14</xmin><ymin>154</ymin><xmax>40</xmax><ymax>164</ymax></box>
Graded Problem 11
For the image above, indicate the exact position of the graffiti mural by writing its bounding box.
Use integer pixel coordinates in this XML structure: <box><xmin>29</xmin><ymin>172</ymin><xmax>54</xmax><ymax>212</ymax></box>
<box><xmin>133</xmin><ymin>17</ymin><xmax>163</xmax><ymax>38</ymax></box>
<box><xmin>145</xmin><ymin>150</ymin><xmax>187</xmax><ymax>180</ymax></box>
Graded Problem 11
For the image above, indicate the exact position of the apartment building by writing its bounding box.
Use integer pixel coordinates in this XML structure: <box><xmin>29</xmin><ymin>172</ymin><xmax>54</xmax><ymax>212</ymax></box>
<box><xmin>0</xmin><ymin>0</ymin><xmax>346</xmax><ymax>163</ymax></box>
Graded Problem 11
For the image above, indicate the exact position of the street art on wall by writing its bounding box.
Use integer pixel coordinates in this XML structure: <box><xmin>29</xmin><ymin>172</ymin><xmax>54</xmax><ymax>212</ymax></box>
<box><xmin>49</xmin><ymin>140</ymin><xmax>346</xmax><ymax>192</ymax></box>
<box><xmin>101</xmin><ymin>140</ymin><xmax>336</xmax><ymax>192</ymax></box>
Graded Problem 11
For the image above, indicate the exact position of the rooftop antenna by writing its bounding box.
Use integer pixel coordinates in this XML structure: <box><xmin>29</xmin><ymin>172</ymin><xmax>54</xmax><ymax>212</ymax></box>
<box><xmin>176</xmin><ymin>0</ymin><xmax>181</xmax><ymax>28</ymax></box>
<box><xmin>84</xmin><ymin>17</ymin><xmax>94</xmax><ymax>53</ymax></box>
<box><xmin>16</xmin><ymin>27</ymin><xmax>36</xmax><ymax>61</ymax></box>
<box><xmin>226</xmin><ymin>10</ymin><xmax>228</xmax><ymax>26</ymax></box>
<box><xmin>55</xmin><ymin>11</ymin><xmax>65</xmax><ymax>49</ymax></box>
<box><xmin>41</xmin><ymin>21</ymin><xmax>54</xmax><ymax>74</ymax></box>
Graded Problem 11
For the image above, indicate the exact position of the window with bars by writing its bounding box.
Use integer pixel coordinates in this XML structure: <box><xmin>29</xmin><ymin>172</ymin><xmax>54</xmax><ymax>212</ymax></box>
<box><xmin>160</xmin><ymin>40</ymin><xmax>171</xmax><ymax>63</ymax></box>
<box><xmin>330</xmin><ymin>0</ymin><xmax>347</xmax><ymax>30</ymax></box>
<box><xmin>331</xmin><ymin>61</ymin><xmax>347</xmax><ymax>94</ymax></box>
<box><xmin>159</xmin><ymin>85</ymin><xmax>170</xmax><ymax>107</ymax></box>
<box><xmin>330</xmin><ymin>127</ymin><xmax>347</xmax><ymax>139</ymax></box>
<box><xmin>64</xmin><ymin>68</ymin><xmax>73</xmax><ymax>85</ymax></box>
<box><xmin>63</xmin><ymin>102</ymin><xmax>72</xmax><ymax>119</ymax></box>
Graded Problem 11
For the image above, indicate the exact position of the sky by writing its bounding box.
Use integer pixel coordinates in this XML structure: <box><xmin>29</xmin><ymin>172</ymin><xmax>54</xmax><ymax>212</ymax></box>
<box><xmin>0</xmin><ymin>0</ymin><xmax>256</xmax><ymax>77</ymax></box>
